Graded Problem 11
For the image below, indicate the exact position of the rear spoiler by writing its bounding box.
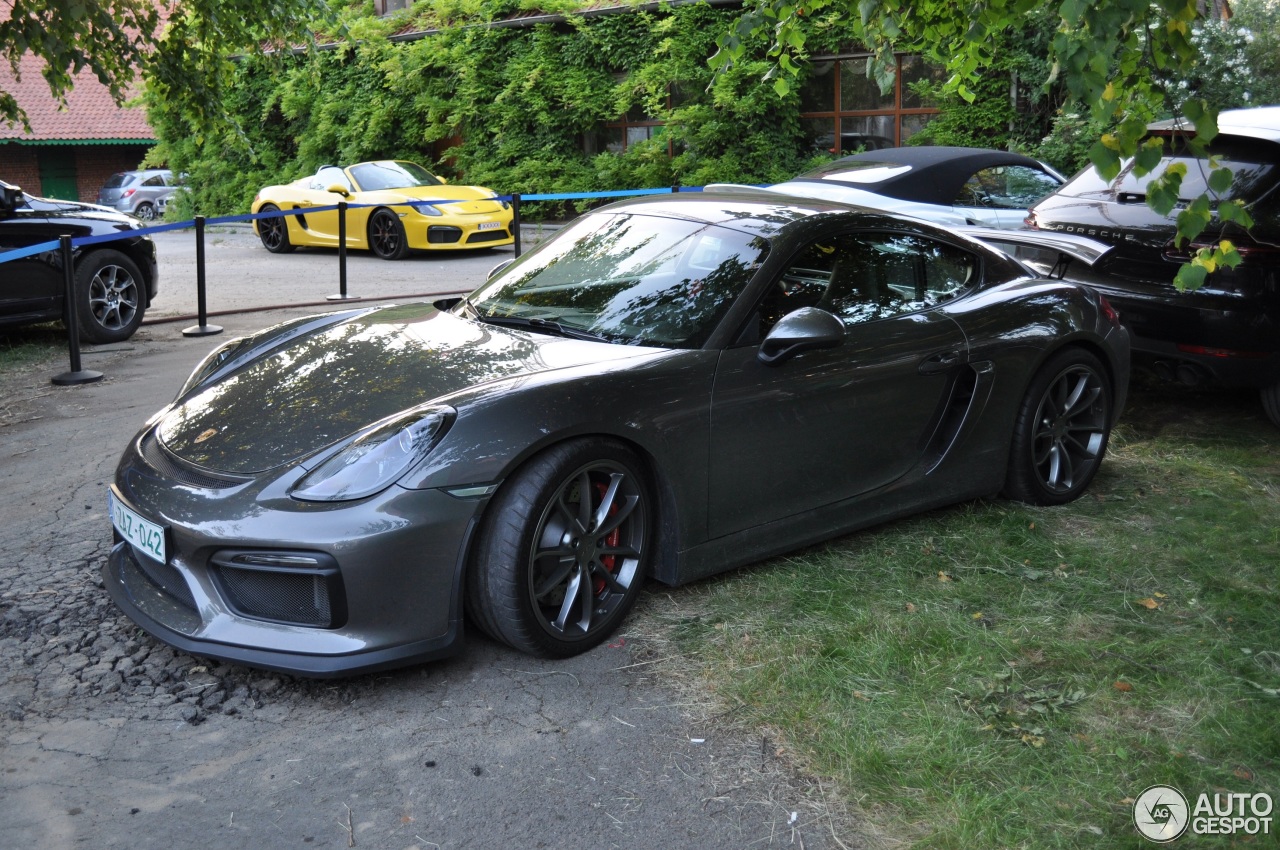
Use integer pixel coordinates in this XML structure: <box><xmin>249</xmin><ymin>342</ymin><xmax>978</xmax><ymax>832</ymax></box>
<box><xmin>956</xmin><ymin>227</ymin><xmax>1116</xmax><ymax>279</ymax></box>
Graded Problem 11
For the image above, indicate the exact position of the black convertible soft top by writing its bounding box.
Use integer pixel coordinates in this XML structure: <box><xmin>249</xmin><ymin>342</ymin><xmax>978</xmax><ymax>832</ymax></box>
<box><xmin>793</xmin><ymin>146</ymin><xmax>1053</xmax><ymax>206</ymax></box>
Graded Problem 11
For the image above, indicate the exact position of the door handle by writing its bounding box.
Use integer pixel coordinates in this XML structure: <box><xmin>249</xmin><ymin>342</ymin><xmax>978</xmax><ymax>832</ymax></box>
<box><xmin>918</xmin><ymin>350</ymin><xmax>963</xmax><ymax>375</ymax></box>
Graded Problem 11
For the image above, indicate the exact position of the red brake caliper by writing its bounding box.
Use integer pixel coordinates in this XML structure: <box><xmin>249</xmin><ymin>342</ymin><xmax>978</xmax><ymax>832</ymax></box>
<box><xmin>594</xmin><ymin>481</ymin><xmax>620</xmax><ymax>595</ymax></box>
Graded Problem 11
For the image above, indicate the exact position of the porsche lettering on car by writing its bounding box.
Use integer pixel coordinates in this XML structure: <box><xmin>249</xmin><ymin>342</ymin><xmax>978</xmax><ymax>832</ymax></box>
<box><xmin>251</xmin><ymin>160</ymin><xmax>514</xmax><ymax>260</ymax></box>
<box><xmin>105</xmin><ymin>192</ymin><xmax>1129</xmax><ymax>676</ymax></box>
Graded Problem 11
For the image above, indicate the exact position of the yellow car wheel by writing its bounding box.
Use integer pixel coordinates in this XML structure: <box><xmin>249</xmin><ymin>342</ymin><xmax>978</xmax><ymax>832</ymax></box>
<box><xmin>257</xmin><ymin>205</ymin><xmax>296</xmax><ymax>254</ymax></box>
<box><xmin>369</xmin><ymin>209</ymin><xmax>409</xmax><ymax>260</ymax></box>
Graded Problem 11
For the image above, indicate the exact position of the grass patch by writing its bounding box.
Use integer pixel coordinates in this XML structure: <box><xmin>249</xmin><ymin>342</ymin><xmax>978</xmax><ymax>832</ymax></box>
<box><xmin>644</xmin><ymin>375</ymin><xmax>1279</xmax><ymax>848</ymax></box>
<box><xmin>0</xmin><ymin>324</ymin><xmax>66</xmax><ymax>371</ymax></box>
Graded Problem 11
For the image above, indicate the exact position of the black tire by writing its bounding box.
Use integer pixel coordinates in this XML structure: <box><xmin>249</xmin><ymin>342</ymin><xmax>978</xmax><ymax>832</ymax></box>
<box><xmin>467</xmin><ymin>438</ymin><xmax>653</xmax><ymax>657</ymax></box>
<box><xmin>1003</xmin><ymin>348</ymin><xmax>1113</xmax><ymax>506</ymax></box>
<box><xmin>1262</xmin><ymin>381</ymin><xmax>1280</xmax><ymax>427</ymax></box>
<box><xmin>256</xmin><ymin>204</ymin><xmax>296</xmax><ymax>254</ymax></box>
<box><xmin>75</xmin><ymin>249</ymin><xmax>146</xmax><ymax>343</ymax></box>
<box><xmin>134</xmin><ymin>201</ymin><xmax>156</xmax><ymax>221</ymax></box>
<box><xmin>368</xmin><ymin>209</ymin><xmax>409</xmax><ymax>260</ymax></box>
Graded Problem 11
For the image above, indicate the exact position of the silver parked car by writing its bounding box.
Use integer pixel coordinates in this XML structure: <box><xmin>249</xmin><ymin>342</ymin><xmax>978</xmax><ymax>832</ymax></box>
<box><xmin>104</xmin><ymin>191</ymin><xmax>1129</xmax><ymax>675</ymax></box>
<box><xmin>97</xmin><ymin>169</ymin><xmax>177</xmax><ymax>221</ymax></box>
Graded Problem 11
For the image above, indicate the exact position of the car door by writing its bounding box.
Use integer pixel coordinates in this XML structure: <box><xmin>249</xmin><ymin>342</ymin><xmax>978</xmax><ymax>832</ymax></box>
<box><xmin>291</xmin><ymin>167</ymin><xmax>351</xmax><ymax>246</ymax></box>
<box><xmin>953</xmin><ymin>165</ymin><xmax>1064</xmax><ymax>229</ymax></box>
<box><xmin>707</xmin><ymin>230</ymin><xmax>974</xmax><ymax>538</ymax></box>
<box><xmin>0</xmin><ymin>212</ymin><xmax>64</xmax><ymax>321</ymax></box>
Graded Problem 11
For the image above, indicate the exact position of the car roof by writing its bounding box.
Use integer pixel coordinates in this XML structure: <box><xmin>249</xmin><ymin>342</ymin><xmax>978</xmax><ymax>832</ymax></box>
<box><xmin>791</xmin><ymin>146</ymin><xmax>1053</xmax><ymax>206</ymax></box>
<box><xmin>590</xmin><ymin>189</ymin><xmax>941</xmax><ymax>239</ymax></box>
<box><xmin>1147</xmin><ymin>105</ymin><xmax>1280</xmax><ymax>144</ymax></box>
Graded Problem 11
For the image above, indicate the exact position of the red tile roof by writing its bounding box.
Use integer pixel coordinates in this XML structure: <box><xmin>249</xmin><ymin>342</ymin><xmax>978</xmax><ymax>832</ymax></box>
<box><xmin>0</xmin><ymin>52</ymin><xmax>155</xmax><ymax>143</ymax></box>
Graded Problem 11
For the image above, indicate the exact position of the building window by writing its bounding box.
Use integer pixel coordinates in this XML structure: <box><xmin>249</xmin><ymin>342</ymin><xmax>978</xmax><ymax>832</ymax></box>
<box><xmin>375</xmin><ymin>0</ymin><xmax>408</xmax><ymax>16</ymax></box>
<box><xmin>799</xmin><ymin>54</ymin><xmax>944</xmax><ymax>154</ymax></box>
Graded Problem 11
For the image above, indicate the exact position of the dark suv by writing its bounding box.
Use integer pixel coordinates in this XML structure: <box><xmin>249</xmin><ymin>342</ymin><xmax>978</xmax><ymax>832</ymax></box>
<box><xmin>0</xmin><ymin>180</ymin><xmax>159</xmax><ymax>343</ymax></box>
<box><xmin>1027</xmin><ymin>106</ymin><xmax>1280</xmax><ymax>424</ymax></box>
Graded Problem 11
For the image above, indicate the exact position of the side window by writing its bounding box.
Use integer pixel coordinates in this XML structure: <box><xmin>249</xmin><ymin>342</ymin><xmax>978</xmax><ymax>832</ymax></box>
<box><xmin>310</xmin><ymin>167</ymin><xmax>352</xmax><ymax>192</ymax></box>
<box><xmin>958</xmin><ymin>165</ymin><xmax>1061</xmax><ymax>210</ymax></box>
<box><xmin>142</xmin><ymin>175</ymin><xmax>166</xmax><ymax>187</ymax></box>
<box><xmin>759</xmin><ymin>232</ymin><xmax>975</xmax><ymax>335</ymax></box>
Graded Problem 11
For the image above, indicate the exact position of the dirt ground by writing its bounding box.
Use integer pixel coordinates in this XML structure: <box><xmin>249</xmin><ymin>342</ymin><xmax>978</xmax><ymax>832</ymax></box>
<box><xmin>0</xmin><ymin>235</ymin><xmax>862</xmax><ymax>850</ymax></box>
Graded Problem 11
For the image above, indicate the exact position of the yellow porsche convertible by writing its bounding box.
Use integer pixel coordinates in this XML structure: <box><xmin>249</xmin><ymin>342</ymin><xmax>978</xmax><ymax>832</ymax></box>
<box><xmin>251</xmin><ymin>161</ymin><xmax>514</xmax><ymax>260</ymax></box>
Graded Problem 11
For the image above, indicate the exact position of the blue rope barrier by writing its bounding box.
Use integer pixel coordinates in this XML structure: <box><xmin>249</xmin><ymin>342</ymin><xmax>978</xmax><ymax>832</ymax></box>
<box><xmin>0</xmin><ymin>184</ymin><xmax>709</xmax><ymax>266</ymax></box>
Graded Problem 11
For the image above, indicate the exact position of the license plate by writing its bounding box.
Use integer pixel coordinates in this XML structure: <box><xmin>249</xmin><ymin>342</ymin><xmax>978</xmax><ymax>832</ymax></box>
<box><xmin>478</xmin><ymin>221</ymin><xmax>502</xmax><ymax>231</ymax></box>
<box><xmin>109</xmin><ymin>491</ymin><xmax>167</xmax><ymax>563</ymax></box>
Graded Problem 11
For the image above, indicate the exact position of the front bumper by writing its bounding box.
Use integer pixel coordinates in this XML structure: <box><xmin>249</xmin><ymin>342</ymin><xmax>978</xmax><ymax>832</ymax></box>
<box><xmin>105</xmin><ymin>431</ymin><xmax>486</xmax><ymax>677</ymax></box>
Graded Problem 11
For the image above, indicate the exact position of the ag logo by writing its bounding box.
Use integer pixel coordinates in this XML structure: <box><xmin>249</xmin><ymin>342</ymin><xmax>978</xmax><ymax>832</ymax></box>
<box><xmin>1134</xmin><ymin>785</ymin><xmax>1190</xmax><ymax>842</ymax></box>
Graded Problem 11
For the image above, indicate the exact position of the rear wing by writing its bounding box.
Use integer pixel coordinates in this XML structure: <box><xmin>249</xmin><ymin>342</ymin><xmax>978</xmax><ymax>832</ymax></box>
<box><xmin>955</xmin><ymin>227</ymin><xmax>1117</xmax><ymax>279</ymax></box>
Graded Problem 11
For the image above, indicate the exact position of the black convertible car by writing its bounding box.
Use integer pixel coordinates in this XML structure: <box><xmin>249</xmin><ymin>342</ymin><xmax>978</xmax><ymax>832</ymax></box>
<box><xmin>0</xmin><ymin>180</ymin><xmax>158</xmax><ymax>342</ymax></box>
<box><xmin>105</xmin><ymin>192</ymin><xmax>1129</xmax><ymax>676</ymax></box>
<box><xmin>1028</xmin><ymin>106</ymin><xmax>1280</xmax><ymax>424</ymax></box>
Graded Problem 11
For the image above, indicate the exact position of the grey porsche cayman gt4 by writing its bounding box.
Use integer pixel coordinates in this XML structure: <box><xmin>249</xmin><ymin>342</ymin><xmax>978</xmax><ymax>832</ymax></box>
<box><xmin>105</xmin><ymin>191</ymin><xmax>1130</xmax><ymax>676</ymax></box>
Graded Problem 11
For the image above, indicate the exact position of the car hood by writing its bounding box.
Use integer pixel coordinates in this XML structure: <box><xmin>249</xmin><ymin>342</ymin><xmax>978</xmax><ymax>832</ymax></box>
<box><xmin>156</xmin><ymin>304</ymin><xmax>658</xmax><ymax>474</ymax></box>
<box><xmin>360</xmin><ymin>184</ymin><xmax>507</xmax><ymax>215</ymax></box>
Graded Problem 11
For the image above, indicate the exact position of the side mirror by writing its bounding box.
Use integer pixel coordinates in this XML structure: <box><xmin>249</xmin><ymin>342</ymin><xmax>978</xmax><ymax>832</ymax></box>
<box><xmin>326</xmin><ymin>184</ymin><xmax>351</xmax><ymax>198</ymax></box>
<box><xmin>487</xmin><ymin>258</ymin><xmax>514</xmax><ymax>280</ymax></box>
<box><xmin>758</xmin><ymin>307</ymin><xmax>844</xmax><ymax>366</ymax></box>
<box><xmin>438</xmin><ymin>176</ymin><xmax>449</xmax><ymax>185</ymax></box>
<box><xmin>0</xmin><ymin>180</ymin><xmax>24</xmax><ymax>213</ymax></box>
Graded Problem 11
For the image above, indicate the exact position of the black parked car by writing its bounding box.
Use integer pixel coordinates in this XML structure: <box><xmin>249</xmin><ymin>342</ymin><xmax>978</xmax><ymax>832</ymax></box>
<box><xmin>1027</xmin><ymin>106</ymin><xmax>1280</xmax><ymax>424</ymax></box>
<box><xmin>0</xmin><ymin>180</ymin><xmax>159</xmax><ymax>343</ymax></box>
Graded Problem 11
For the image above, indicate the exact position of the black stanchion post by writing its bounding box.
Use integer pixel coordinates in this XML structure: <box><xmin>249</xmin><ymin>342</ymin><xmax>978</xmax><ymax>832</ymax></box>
<box><xmin>183</xmin><ymin>215</ymin><xmax>223</xmax><ymax>337</ymax></box>
<box><xmin>51</xmin><ymin>235</ymin><xmax>104</xmax><ymax>386</ymax></box>
<box><xmin>328</xmin><ymin>201</ymin><xmax>359</xmax><ymax>302</ymax></box>
<box><xmin>512</xmin><ymin>193</ymin><xmax>522</xmax><ymax>257</ymax></box>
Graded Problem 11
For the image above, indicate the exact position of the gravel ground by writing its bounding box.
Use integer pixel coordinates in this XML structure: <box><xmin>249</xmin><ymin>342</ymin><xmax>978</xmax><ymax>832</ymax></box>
<box><xmin>0</xmin><ymin>234</ymin><xmax>868</xmax><ymax>850</ymax></box>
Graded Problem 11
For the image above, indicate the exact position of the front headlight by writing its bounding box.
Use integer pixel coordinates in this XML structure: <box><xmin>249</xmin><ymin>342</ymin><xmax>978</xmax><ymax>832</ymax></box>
<box><xmin>413</xmin><ymin>203</ymin><xmax>443</xmax><ymax>216</ymax></box>
<box><xmin>291</xmin><ymin>406</ymin><xmax>454</xmax><ymax>502</ymax></box>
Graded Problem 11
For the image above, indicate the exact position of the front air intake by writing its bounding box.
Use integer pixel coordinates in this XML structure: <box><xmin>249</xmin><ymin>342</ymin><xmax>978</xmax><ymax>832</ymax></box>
<box><xmin>209</xmin><ymin>550</ymin><xmax>346</xmax><ymax>628</ymax></box>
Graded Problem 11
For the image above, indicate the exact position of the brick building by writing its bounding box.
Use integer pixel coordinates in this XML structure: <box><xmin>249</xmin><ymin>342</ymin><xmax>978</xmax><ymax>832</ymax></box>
<box><xmin>0</xmin><ymin>53</ymin><xmax>155</xmax><ymax>202</ymax></box>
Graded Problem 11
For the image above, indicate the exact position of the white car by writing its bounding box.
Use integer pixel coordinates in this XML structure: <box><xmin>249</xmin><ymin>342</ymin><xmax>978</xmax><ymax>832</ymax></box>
<box><xmin>711</xmin><ymin>146</ymin><xmax>1066</xmax><ymax>229</ymax></box>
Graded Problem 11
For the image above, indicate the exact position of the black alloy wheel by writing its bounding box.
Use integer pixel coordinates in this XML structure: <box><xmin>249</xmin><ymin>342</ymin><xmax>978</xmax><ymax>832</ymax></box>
<box><xmin>368</xmin><ymin>209</ymin><xmax>410</xmax><ymax>260</ymax></box>
<box><xmin>76</xmin><ymin>250</ymin><xmax>145</xmax><ymax>343</ymax></box>
<box><xmin>256</xmin><ymin>204</ymin><xmax>295</xmax><ymax>254</ymax></box>
<box><xmin>1004</xmin><ymin>348</ymin><xmax>1113</xmax><ymax>505</ymax></box>
<box><xmin>468</xmin><ymin>438</ymin><xmax>652</xmax><ymax>657</ymax></box>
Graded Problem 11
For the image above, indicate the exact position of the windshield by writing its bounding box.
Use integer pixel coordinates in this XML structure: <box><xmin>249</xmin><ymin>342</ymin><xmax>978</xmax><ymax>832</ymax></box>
<box><xmin>1060</xmin><ymin>136</ymin><xmax>1278</xmax><ymax>204</ymax></box>
<box><xmin>349</xmin><ymin>161</ymin><xmax>443</xmax><ymax>191</ymax></box>
<box><xmin>465</xmin><ymin>212</ymin><xmax>770</xmax><ymax>348</ymax></box>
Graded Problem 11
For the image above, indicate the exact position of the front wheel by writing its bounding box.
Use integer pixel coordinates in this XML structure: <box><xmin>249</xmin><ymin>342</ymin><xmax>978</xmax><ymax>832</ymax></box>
<box><xmin>467</xmin><ymin>439</ymin><xmax>653</xmax><ymax>657</ymax></box>
<box><xmin>75</xmin><ymin>250</ymin><xmax>145</xmax><ymax>343</ymax></box>
<box><xmin>368</xmin><ymin>209</ymin><xmax>409</xmax><ymax>260</ymax></box>
<box><xmin>1003</xmin><ymin>348</ymin><xmax>1113</xmax><ymax>506</ymax></box>
<box><xmin>1262</xmin><ymin>381</ymin><xmax>1280</xmax><ymax>427</ymax></box>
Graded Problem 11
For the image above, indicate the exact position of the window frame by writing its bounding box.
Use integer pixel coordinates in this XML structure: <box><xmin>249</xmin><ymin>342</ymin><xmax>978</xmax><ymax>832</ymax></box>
<box><xmin>799</xmin><ymin>53</ymin><xmax>943</xmax><ymax>153</ymax></box>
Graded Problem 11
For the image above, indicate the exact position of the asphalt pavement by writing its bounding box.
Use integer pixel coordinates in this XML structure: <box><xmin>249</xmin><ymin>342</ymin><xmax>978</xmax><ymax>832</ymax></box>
<box><xmin>0</xmin><ymin>235</ymin><xmax>862</xmax><ymax>849</ymax></box>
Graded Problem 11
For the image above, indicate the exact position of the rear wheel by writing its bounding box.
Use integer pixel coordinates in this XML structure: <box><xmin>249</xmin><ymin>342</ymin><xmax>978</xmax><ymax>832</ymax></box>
<box><xmin>75</xmin><ymin>250</ymin><xmax>145</xmax><ymax>343</ymax></box>
<box><xmin>134</xmin><ymin>201</ymin><xmax>156</xmax><ymax>221</ymax></box>
<box><xmin>256</xmin><ymin>204</ymin><xmax>295</xmax><ymax>254</ymax></box>
<box><xmin>1262</xmin><ymin>381</ymin><xmax>1280</xmax><ymax>427</ymax></box>
<box><xmin>369</xmin><ymin>209</ymin><xmax>409</xmax><ymax>260</ymax></box>
<box><xmin>467</xmin><ymin>439</ymin><xmax>652</xmax><ymax>657</ymax></box>
<box><xmin>1003</xmin><ymin>348</ymin><xmax>1113</xmax><ymax>505</ymax></box>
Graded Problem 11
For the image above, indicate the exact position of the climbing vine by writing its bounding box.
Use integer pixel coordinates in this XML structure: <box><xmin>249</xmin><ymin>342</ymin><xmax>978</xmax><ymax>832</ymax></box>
<box><xmin>146</xmin><ymin>1</ymin><xmax>817</xmax><ymax>216</ymax></box>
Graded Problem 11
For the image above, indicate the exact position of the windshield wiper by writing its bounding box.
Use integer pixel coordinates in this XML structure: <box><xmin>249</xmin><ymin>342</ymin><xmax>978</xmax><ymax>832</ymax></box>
<box><xmin>473</xmin><ymin>312</ymin><xmax>614</xmax><ymax>344</ymax></box>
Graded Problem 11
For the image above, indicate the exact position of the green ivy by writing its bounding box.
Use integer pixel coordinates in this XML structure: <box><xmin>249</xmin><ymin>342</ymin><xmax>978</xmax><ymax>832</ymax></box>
<box><xmin>145</xmin><ymin>1</ymin><xmax>813</xmax><ymax>217</ymax></box>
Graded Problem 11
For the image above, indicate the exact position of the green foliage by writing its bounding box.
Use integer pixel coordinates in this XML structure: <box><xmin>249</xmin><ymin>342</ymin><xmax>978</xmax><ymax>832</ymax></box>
<box><xmin>147</xmin><ymin>2</ymin><xmax>814</xmax><ymax>217</ymax></box>
<box><xmin>715</xmin><ymin>0</ymin><xmax>1257</xmax><ymax>290</ymax></box>
<box><xmin>1</xmin><ymin>0</ymin><xmax>335</xmax><ymax>135</ymax></box>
